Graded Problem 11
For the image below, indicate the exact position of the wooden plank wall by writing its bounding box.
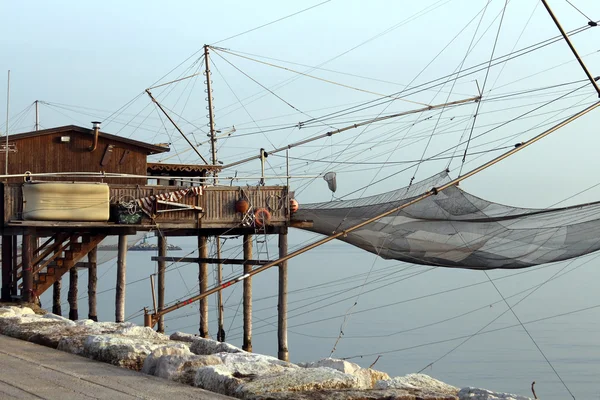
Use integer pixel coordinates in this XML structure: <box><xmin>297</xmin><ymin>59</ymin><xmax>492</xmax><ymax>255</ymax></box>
<box><xmin>3</xmin><ymin>184</ymin><xmax>289</xmax><ymax>227</ymax></box>
<box><xmin>1</xmin><ymin>130</ymin><xmax>147</xmax><ymax>184</ymax></box>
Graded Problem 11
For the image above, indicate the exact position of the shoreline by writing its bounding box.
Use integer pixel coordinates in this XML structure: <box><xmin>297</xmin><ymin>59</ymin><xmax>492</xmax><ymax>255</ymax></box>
<box><xmin>0</xmin><ymin>304</ymin><xmax>533</xmax><ymax>400</ymax></box>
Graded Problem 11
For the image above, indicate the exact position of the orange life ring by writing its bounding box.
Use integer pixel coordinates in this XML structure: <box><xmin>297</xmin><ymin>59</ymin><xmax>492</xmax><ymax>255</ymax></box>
<box><xmin>254</xmin><ymin>208</ymin><xmax>271</xmax><ymax>227</ymax></box>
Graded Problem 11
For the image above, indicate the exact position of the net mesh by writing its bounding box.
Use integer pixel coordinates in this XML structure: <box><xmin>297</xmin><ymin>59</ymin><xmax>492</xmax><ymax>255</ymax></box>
<box><xmin>295</xmin><ymin>171</ymin><xmax>600</xmax><ymax>269</ymax></box>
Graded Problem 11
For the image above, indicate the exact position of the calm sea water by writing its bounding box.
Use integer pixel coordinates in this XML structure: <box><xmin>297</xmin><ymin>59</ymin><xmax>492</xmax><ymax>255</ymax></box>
<box><xmin>39</xmin><ymin>232</ymin><xmax>600</xmax><ymax>400</ymax></box>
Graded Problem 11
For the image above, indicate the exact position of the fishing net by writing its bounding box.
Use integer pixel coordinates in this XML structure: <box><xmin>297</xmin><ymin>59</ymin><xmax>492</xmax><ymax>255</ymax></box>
<box><xmin>295</xmin><ymin>171</ymin><xmax>600</xmax><ymax>269</ymax></box>
<box><xmin>323</xmin><ymin>172</ymin><xmax>337</xmax><ymax>193</ymax></box>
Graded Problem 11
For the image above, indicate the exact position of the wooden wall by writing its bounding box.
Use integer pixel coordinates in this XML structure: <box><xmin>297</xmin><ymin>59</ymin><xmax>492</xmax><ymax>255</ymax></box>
<box><xmin>1</xmin><ymin>129</ymin><xmax>148</xmax><ymax>184</ymax></box>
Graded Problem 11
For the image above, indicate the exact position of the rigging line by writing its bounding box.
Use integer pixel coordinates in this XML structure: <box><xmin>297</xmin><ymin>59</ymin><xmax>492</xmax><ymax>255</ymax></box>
<box><xmin>298</xmin><ymin>22</ymin><xmax>595</xmax><ymax>127</ymax></box>
<box><xmin>272</xmin><ymin>145</ymin><xmax>514</xmax><ymax>165</ymax></box>
<box><xmin>211</xmin><ymin>0</ymin><xmax>452</xmax><ymax>119</ymax></box>
<box><xmin>412</xmin><ymin>0</ymin><xmax>491</xmax><ymax>183</ymax></box>
<box><xmin>482</xmin><ymin>270</ymin><xmax>576</xmax><ymax>399</ymax></box>
<box><xmin>337</xmin><ymin>82</ymin><xmax>590</xmax><ymax>200</ymax></box>
<box><xmin>460</xmin><ymin>0</ymin><xmax>509</xmax><ymax>175</ymax></box>
<box><xmin>210</xmin><ymin>55</ymin><xmax>279</xmax><ymax>152</ymax></box>
<box><xmin>211</xmin><ymin>49</ymin><xmax>337</xmax><ymax>134</ymax></box>
<box><xmin>340</xmin><ymin>302</ymin><xmax>600</xmax><ymax>360</ymax></box>
<box><xmin>565</xmin><ymin>0</ymin><xmax>595</xmax><ymax>22</ymax></box>
<box><xmin>153</xmin><ymin>105</ymin><xmax>182</xmax><ymax>164</ymax></box>
<box><xmin>415</xmin><ymin>236</ymin><xmax>600</xmax><ymax>373</ymax></box>
<box><xmin>211</xmin><ymin>0</ymin><xmax>333</xmax><ymax>45</ymax></box>
<box><xmin>214</xmin><ymin>48</ymin><xmax>431</xmax><ymax>107</ymax></box>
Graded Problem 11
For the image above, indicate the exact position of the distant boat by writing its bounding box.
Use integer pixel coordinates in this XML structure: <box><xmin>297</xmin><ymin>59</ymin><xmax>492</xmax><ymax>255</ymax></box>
<box><xmin>98</xmin><ymin>236</ymin><xmax>181</xmax><ymax>251</ymax></box>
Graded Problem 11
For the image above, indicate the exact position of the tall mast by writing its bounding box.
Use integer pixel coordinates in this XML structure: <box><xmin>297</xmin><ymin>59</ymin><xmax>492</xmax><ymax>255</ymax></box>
<box><xmin>5</xmin><ymin>70</ymin><xmax>10</xmax><ymax>175</ymax></box>
<box><xmin>204</xmin><ymin>45</ymin><xmax>218</xmax><ymax>173</ymax></box>
<box><xmin>35</xmin><ymin>100</ymin><xmax>39</xmax><ymax>131</ymax></box>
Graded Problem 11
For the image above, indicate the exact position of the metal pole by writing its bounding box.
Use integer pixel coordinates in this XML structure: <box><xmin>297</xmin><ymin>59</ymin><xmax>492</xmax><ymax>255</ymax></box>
<box><xmin>5</xmin><ymin>70</ymin><xmax>10</xmax><ymax>175</ymax></box>
<box><xmin>216</xmin><ymin>237</ymin><xmax>225</xmax><ymax>342</ymax></box>
<box><xmin>35</xmin><ymin>100</ymin><xmax>39</xmax><ymax>131</ymax></box>
<box><xmin>540</xmin><ymin>0</ymin><xmax>600</xmax><ymax>97</ymax></box>
<box><xmin>242</xmin><ymin>234</ymin><xmax>253</xmax><ymax>352</ymax></box>
<box><xmin>145</xmin><ymin>101</ymin><xmax>600</xmax><ymax>326</ymax></box>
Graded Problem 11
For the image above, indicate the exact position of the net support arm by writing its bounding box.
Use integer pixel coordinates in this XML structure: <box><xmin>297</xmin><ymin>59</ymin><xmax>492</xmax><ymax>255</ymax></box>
<box><xmin>221</xmin><ymin>96</ymin><xmax>481</xmax><ymax>170</ymax></box>
<box><xmin>144</xmin><ymin>100</ymin><xmax>600</xmax><ymax>328</ymax></box>
<box><xmin>145</xmin><ymin>89</ymin><xmax>209</xmax><ymax>164</ymax></box>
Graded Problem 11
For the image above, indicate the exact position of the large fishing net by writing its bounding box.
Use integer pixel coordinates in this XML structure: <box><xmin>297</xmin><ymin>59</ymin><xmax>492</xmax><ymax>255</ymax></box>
<box><xmin>295</xmin><ymin>171</ymin><xmax>600</xmax><ymax>269</ymax></box>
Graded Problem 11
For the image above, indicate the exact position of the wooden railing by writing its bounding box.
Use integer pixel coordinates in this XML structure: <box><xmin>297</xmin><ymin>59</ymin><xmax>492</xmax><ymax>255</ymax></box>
<box><xmin>2</xmin><ymin>183</ymin><xmax>290</xmax><ymax>228</ymax></box>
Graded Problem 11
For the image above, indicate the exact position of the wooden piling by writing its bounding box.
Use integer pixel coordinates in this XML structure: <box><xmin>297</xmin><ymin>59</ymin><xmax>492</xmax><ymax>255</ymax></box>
<box><xmin>157</xmin><ymin>235</ymin><xmax>166</xmax><ymax>333</ymax></box>
<box><xmin>11</xmin><ymin>236</ymin><xmax>17</xmax><ymax>296</ymax></box>
<box><xmin>1</xmin><ymin>235</ymin><xmax>13</xmax><ymax>301</ymax></box>
<box><xmin>68</xmin><ymin>267</ymin><xmax>78</xmax><ymax>321</ymax></box>
<box><xmin>198</xmin><ymin>236</ymin><xmax>209</xmax><ymax>337</ymax></box>
<box><xmin>216</xmin><ymin>237</ymin><xmax>225</xmax><ymax>342</ymax></box>
<box><xmin>243</xmin><ymin>234</ymin><xmax>253</xmax><ymax>352</ymax></box>
<box><xmin>278</xmin><ymin>230</ymin><xmax>289</xmax><ymax>361</ymax></box>
<box><xmin>87</xmin><ymin>246</ymin><xmax>98</xmax><ymax>321</ymax></box>
<box><xmin>115</xmin><ymin>235</ymin><xmax>127</xmax><ymax>323</ymax></box>
<box><xmin>52</xmin><ymin>279</ymin><xmax>62</xmax><ymax>316</ymax></box>
<box><xmin>21</xmin><ymin>234</ymin><xmax>33</xmax><ymax>303</ymax></box>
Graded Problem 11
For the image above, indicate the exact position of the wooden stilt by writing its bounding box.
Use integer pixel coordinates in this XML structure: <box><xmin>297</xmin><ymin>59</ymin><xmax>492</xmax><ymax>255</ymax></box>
<box><xmin>11</xmin><ymin>236</ymin><xmax>17</xmax><ymax>296</ymax></box>
<box><xmin>68</xmin><ymin>267</ymin><xmax>78</xmax><ymax>321</ymax></box>
<box><xmin>216</xmin><ymin>237</ymin><xmax>225</xmax><ymax>342</ymax></box>
<box><xmin>87</xmin><ymin>246</ymin><xmax>98</xmax><ymax>321</ymax></box>
<box><xmin>1</xmin><ymin>235</ymin><xmax>13</xmax><ymax>301</ymax></box>
<box><xmin>278</xmin><ymin>230</ymin><xmax>289</xmax><ymax>361</ymax></box>
<box><xmin>198</xmin><ymin>236</ymin><xmax>209</xmax><ymax>337</ymax></box>
<box><xmin>157</xmin><ymin>235</ymin><xmax>166</xmax><ymax>333</ymax></box>
<box><xmin>115</xmin><ymin>235</ymin><xmax>127</xmax><ymax>323</ymax></box>
<box><xmin>243</xmin><ymin>234</ymin><xmax>253</xmax><ymax>352</ymax></box>
<box><xmin>52</xmin><ymin>279</ymin><xmax>62</xmax><ymax>316</ymax></box>
<box><xmin>21</xmin><ymin>234</ymin><xmax>33</xmax><ymax>303</ymax></box>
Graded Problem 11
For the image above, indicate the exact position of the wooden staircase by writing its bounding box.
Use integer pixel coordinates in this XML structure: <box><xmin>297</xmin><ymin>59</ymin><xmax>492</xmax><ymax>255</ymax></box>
<box><xmin>18</xmin><ymin>233</ymin><xmax>106</xmax><ymax>296</ymax></box>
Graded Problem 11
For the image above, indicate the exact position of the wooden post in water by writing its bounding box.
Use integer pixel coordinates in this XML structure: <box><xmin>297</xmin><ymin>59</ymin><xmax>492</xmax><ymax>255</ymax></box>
<box><xmin>115</xmin><ymin>235</ymin><xmax>127</xmax><ymax>323</ymax></box>
<box><xmin>53</xmin><ymin>279</ymin><xmax>62</xmax><ymax>316</ymax></box>
<box><xmin>11</xmin><ymin>236</ymin><xmax>17</xmax><ymax>296</ymax></box>
<box><xmin>1</xmin><ymin>235</ymin><xmax>13</xmax><ymax>302</ymax></box>
<box><xmin>198</xmin><ymin>236</ymin><xmax>209</xmax><ymax>337</ymax></box>
<box><xmin>243</xmin><ymin>234</ymin><xmax>253</xmax><ymax>352</ymax></box>
<box><xmin>157</xmin><ymin>235</ymin><xmax>167</xmax><ymax>333</ymax></box>
<box><xmin>278</xmin><ymin>229</ymin><xmax>289</xmax><ymax>361</ymax></box>
<box><xmin>21</xmin><ymin>234</ymin><xmax>33</xmax><ymax>303</ymax></box>
<box><xmin>68</xmin><ymin>267</ymin><xmax>78</xmax><ymax>320</ymax></box>
<box><xmin>216</xmin><ymin>237</ymin><xmax>225</xmax><ymax>342</ymax></box>
<box><xmin>87</xmin><ymin>246</ymin><xmax>98</xmax><ymax>321</ymax></box>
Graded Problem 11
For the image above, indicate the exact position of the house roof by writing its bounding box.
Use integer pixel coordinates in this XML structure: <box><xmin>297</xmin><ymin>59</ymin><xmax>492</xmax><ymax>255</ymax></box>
<box><xmin>147</xmin><ymin>162</ymin><xmax>221</xmax><ymax>176</ymax></box>
<box><xmin>8</xmin><ymin>125</ymin><xmax>171</xmax><ymax>155</ymax></box>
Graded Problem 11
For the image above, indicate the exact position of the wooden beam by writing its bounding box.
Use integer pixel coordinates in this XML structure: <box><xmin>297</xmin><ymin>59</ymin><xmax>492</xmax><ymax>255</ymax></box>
<box><xmin>87</xmin><ymin>246</ymin><xmax>98</xmax><ymax>321</ymax></box>
<box><xmin>1</xmin><ymin>235</ymin><xmax>13</xmax><ymax>301</ymax></box>
<box><xmin>21</xmin><ymin>234</ymin><xmax>33</xmax><ymax>303</ymax></box>
<box><xmin>243</xmin><ymin>234</ymin><xmax>252</xmax><ymax>352</ymax></box>
<box><xmin>52</xmin><ymin>279</ymin><xmax>61</xmax><ymax>316</ymax></box>
<box><xmin>68</xmin><ymin>267</ymin><xmax>78</xmax><ymax>321</ymax></box>
<box><xmin>198</xmin><ymin>236</ymin><xmax>209</xmax><ymax>338</ymax></box>
<box><xmin>278</xmin><ymin>231</ymin><xmax>289</xmax><ymax>361</ymax></box>
<box><xmin>157</xmin><ymin>235</ymin><xmax>166</xmax><ymax>333</ymax></box>
<box><xmin>115</xmin><ymin>235</ymin><xmax>127</xmax><ymax>323</ymax></box>
<box><xmin>151</xmin><ymin>256</ymin><xmax>271</xmax><ymax>265</ymax></box>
